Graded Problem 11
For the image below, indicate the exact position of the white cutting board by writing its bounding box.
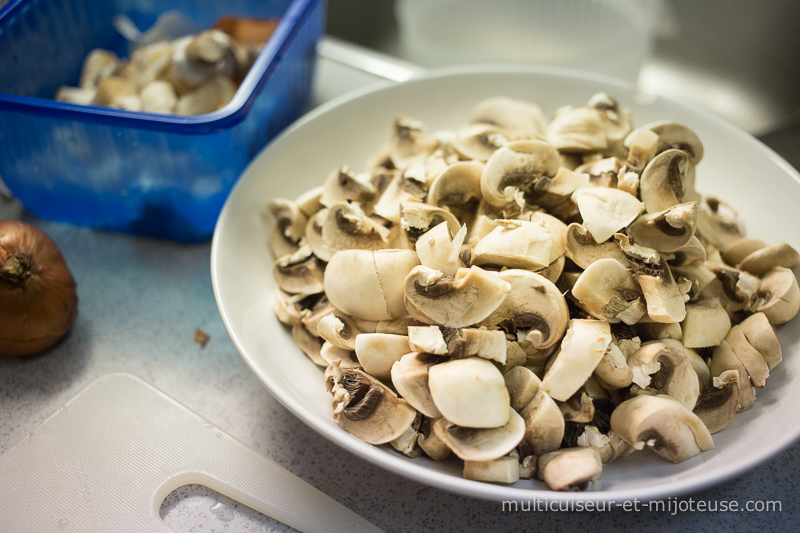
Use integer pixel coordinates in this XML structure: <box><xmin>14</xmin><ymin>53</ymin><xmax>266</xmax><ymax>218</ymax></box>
<box><xmin>0</xmin><ymin>372</ymin><xmax>383</xmax><ymax>533</ymax></box>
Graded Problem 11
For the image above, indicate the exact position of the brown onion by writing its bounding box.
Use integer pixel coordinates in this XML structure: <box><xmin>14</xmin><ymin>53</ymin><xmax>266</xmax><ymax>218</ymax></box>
<box><xmin>0</xmin><ymin>220</ymin><xmax>78</xmax><ymax>356</ymax></box>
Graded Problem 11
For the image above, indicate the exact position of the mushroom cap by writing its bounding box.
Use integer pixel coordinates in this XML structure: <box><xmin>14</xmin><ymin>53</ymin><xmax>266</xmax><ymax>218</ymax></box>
<box><xmin>427</xmin><ymin>161</ymin><xmax>484</xmax><ymax>210</ymax></box>
<box><xmin>572</xmin><ymin>187</ymin><xmax>644</xmax><ymax>244</ymax></box>
<box><xmin>330</xmin><ymin>367</ymin><xmax>419</xmax><ymax>445</ymax></box>
<box><xmin>627</xmin><ymin>341</ymin><xmax>701</xmax><ymax>410</ymax></box>
<box><xmin>304</xmin><ymin>209</ymin><xmax>335</xmax><ymax>262</ymax></box>
<box><xmin>479</xmin><ymin>269</ymin><xmax>569</xmax><ymax>350</ymax></box>
<box><xmin>433</xmin><ymin>407</ymin><xmax>525</xmax><ymax>462</ymax></box>
<box><xmin>480</xmin><ymin>140</ymin><xmax>561</xmax><ymax>207</ymax></box>
<box><xmin>739</xmin><ymin>241</ymin><xmax>800</xmax><ymax>277</ymax></box>
<box><xmin>404</xmin><ymin>265</ymin><xmax>510</xmax><ymax>328</ymax></box>
<box><xmin>546</xmin><ymin>93</ymin><xmax>632</xmax><ymax>153</ymax></box>
<box><xmin>291</xmin><ymin>322</ymin><xmax>325</xmax><ymax>367</ymax></box>
<box><xmin>354</xmin><ymin>333</ymin><xmax>411</xmax><ymax>380</ymax></box>
<box><xmin>428</xmin><ymin>357</ymin><xmax>510</xmax><ymax>428</ymax></box>
<box><xmin>325</xmin><ymin>249</ymin><xmax>420</xmax><ymax>321</ymax></box>
<box><xmin>417</xmin><ymin>417</ymin><xmax>452</xmax><ymax>461</ymax></box>
<box><xmin>317</xmin><ymin>312</ymin><xmax>363</xmax><ymax>350</ymax></box>
<box><xmin>372</xmin><ymin>171</ymin><xmax>422</xmax><ymax>224</ymax></box>
<box><xmin>539</xmin><ymin>447</ymin><xmax>603</xmax><ymax>491</ymax></box>
<box><xmin>721</xmin><ymin>237</ymin><xmax>768</xmax><ymax>267</ymax></box>
<box><xmin>755</xmin><ymin>267</ymin><xmax>800</xmax><ymax>324</ymax></box>
<box><xmin>320</xmin><ymin>165</ymin><xmax>378</xmax><ymax>209</ymax></box>
<box><xmin>540</xmin><ymin>319</ymin><xmax>613</xmax><ymax>402</ymax></box>
<box><xmin>643</xmin><ymin>120</ymin><xmax>704</xmax><ymax>165</ymax></box>
<box><xmin>571</xmin><ymin>258</ymin><xmax>646</xmax><ymax>325</ymax></box>
<box><xmin>388</xmin><ymin>115</ymin><xmax>438</xmax><ymax>169</ymax></box>
<box><xmin>695</xmin><ymin>196</ymin><xmax>743</xmax><ymax>250</ymax></box>
<box><xmin>639</xmin><ymin>149</ymin><xmax>689</xmax><ymax>213</ymax></box>
<box><xmin>670</xmin><ymin>235</ymin><xmax>707</xmax><ymax>266</ymax></box>
<box><xmin>610</xmin><ymin>394</ymin><xmax>714</xmax><ymax>463</ymax></box>
<box><xmin>391</xmin><ymin>352</ymin><xmax>446</xmax><ymax>419</ymax></box>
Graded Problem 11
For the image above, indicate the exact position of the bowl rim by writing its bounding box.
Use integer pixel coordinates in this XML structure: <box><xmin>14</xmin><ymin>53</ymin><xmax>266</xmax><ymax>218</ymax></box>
<box><xmin>0</xmin><ymin>0</ymin><xmax>321</xmax><ymax>134</ymax></box>
<box><xmin>211</xmin><ymin>63</ymin><xmax>800</xmax><ymax>502</ymax></box>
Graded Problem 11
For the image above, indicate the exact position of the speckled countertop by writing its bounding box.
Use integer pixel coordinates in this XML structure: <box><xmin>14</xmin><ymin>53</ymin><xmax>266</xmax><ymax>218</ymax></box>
<box><xmin>2</xmin><ymin>44</ymin><xmax>800</xmax><ymax>533</ymax></box>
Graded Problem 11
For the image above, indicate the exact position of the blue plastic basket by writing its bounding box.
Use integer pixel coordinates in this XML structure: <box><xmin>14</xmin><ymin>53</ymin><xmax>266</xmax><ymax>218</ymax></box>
<box><xmin>0</xmin><ymin>0</ymin><xmax>325</xmax><ymax>242</ymax></box>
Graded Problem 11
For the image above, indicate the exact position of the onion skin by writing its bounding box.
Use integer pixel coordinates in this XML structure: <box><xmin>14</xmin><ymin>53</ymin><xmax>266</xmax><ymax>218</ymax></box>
<box><xmin>0</xmin><ymin>220</ymin><xmax>79</xmax><ymax>356</ymax></box>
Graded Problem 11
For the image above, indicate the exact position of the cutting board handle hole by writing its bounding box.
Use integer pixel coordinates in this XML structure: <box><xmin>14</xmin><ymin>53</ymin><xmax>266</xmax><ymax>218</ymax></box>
<box><xmin>160</xmin><ymin>483</ymin><xmax>287</xmax><ymax>531</ymax></box>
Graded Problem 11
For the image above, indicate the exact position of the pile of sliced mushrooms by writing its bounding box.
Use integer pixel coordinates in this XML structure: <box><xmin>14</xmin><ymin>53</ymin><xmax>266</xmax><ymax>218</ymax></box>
<box><xmin>55</xmin><ymin>28</ymin><xmax>261</xmax><ymax>115</ymax></box>
<box><xmin>267</xmin><ymin>93</ymin><xmax>800</xmax><ymax>491</ymax></box>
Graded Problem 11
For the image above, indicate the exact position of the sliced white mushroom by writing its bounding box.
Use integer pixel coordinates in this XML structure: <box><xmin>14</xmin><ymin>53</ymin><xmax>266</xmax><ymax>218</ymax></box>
<box><xmin>610</xmin><ymin>394</ymin><xmax>714</xmax><ymax>463</ymax></box>
<box><xmin>463</xmin><ymin>456</ymin><xmax>520</xmax><ymax>484</ymax></box>
<box><xmin>329</xmin><ymin>366</ymin><xmax>418</xmax><ymax>444</ymax></box>
<box><xmin>417</xmin><ymin>417</ymin><xmax>452</xmax><ymax>461</ymax></box>
<box><xmin>480</xmin><ymin>140</ymin><xmax>561</xmax><ymax>207</ymax></box>
<box><xmin>320</xmin><ymin>165</ymin><xmax>378</xmax><ymax>209</ymax></box>
<box><xmin>324</xmin><ymin>249</ymin><xmax>420</xmax><ymax>321</ymax></box>
<box><xmin>415</xmin><ymin>221</ymin><xmax>465</xmax><ymax>277</ymax></box>
<box><xmin>304</xmin><ymin>209</ymin><xmax>335</xmax><ymax>262</ymax></box>
<box><xmin>643</xmin><ymin>120</ymin><xmax>704</xmax><ymax>165</ymax></box>
<box><xmin>546</xmin><ymin>93</ymin><xmax>632</xmax><ymax>154</ymax></box>
<box><xmin>480</xmin><ymin>269</ymin><xmax>569</xmax><ymax>350</ymax></box>
<box><xmin>565</xmin><ymin>223</ymin><xmax>628</xmax><ymax>269</ymax></box>
<box><xmin>520</xmin><ymin>389</ymin><xmax>565</xmax><ymax>455</ymax></box>
<box><xmin>670</xmin><ymin>235</ymin><xmax>707</xmax><ymax>266</ymax></box>
<box><xmin>627</xmin><ymin>341</ymin><xmax>700</xmax><ymax>410</ymax></box>
<box><xmin>538</xmin><ymin>447</ymin><xmax>603</xmax><ymax>491</ymax></box>
<box><xmin>404</xmin><ymin>265</ymin><xmax>510</xmax><ymax>328</ymax></box>
<box><xmin>322</xmin><ymin>201</ymin><xmax>390</xmax><ymax>252</ymax></box>
<box><xmin>754</xmin><ymin>267</ymin><xmax>800</xmax><ymax>324</ymax></box>
<box><xmin>593</xmin><ymin>340</ymin><xmax>633</xmax><ymax>390</ymax></box>
<box><xmin>681</xmin><ymin>298</ymin><xmax>731</xmax><ymax>348</ymax></box>
<box><xmin>571</xmin><ymin>258</ymin><xmax>646</xmax><ymax>325</ymax></box>
<box><xmin>572</xmin><ymin>187</ymin><xmax>644</xmax><ymax>243</ymax></box>
<box><xmin>504</xmin><ymin>366</ymin><xmax>541</xmax><ymax>412</ymax></box>
<box><xmin>372</xmin><ymin>171</ymin><xmax>421</xmax><ymax>224</ymax></box>
<box><xmin>427</xmin><ymin>161</ymin><xmax>484</xmax><ymax>211</ymax></box>
<box><xmin>709</xmin><ymin>340</ymin><xmax>757</xmax><ymax>412</ymax></box>
<box><xmin>453</xmin><ymin>123</ymin><xmax>509</xmax><ymax>162</ymax></box>
<box><xmin>738</xmin><ymin>312</ymin><xmax>782</xmax><ymax>370</ymax></box>
<box><xmin>428</xmin><ymin>357</ymin><xmax>510</xmax><ymax>428</ymax></box>
<box><xmin>624</xmin><ymin>127</ymin><xmax>660</xmax><ymax>173</ymax></box>
<box><xmin>354</xmin><ymin>333</ymin><xmax>411</xmax><ymax>380</ymax></box>
<box><xmin>266</xmin><ymin>198</ymin><xmax>308</xmax><ymax>258</ymax></box>
<box><xmin>721</xmin><ymin>237</ymin><xmax>768</xmax><ymax>267</ymax></box>
<box><xmin>558</xmin><ymin>393</ymin><xmax>595</xmax><ymax>423</ymax></box>
<box><xmin>639</xmin><ymin>149</ymin><xmax>690</xmax><ymax>213</ymax></box>
<box><xmin>630</xmin><ymin>255</ymin><xmax>687</xmax><ymax>323</ymax></box>
<box><xmin>628</xmin><ymin>202</ymin><xmax>698</xmax><ymax>253</ymax></box>
<box><xmin>737</xmin><ymin>242</ymin><xmax>800</xmax><ymax>276</ymax></box>
<box><xmin>319</xmin><ymin>342</ymin><xmax>361</xmax><ymax>369</ymax></box>
<box><xmin>399</xmin><ymin>202</ymin><xmax>461</xmax><ymax>247</ymax></box>
<box><xmin>273</xmin><ymin>246</ymin><xmax>325</xmax><ymax>295</ymax></box>
<box><xmin>693</xmin><ymin>370</ymin><xmax>740</xmax><ymax>434</ymax></box>
<box><xmin>471</xmin><ymin>219</ymin><xmax>554</xmax><ymax>270</ymax></box>
<box><xmin>388</xmin><ymin>115</ymin><xmax>438</xmax><ymax>169</ymax></box>
<box><xmin>540</xmin><ymin>319</ymin><xmax>612</xmax><ymax>401</ymax></box>
<box><xmin>695</xmin><ymin>196</ymin><xmax>743</xmax><ymax>250</ymax></box>
<box><xmin>391</xmin><ymin>352</ymin><xmax>446</xmax><ymax>418</ymax></box>
<box><xmin>434</xmin><ymin>407</ymin><xmax>525</xmax><ymax>462</ymax></box>
<box><xmin>724</xmin><ymin>325</ymin><xmax>769</xmax><ymax>389</ymax></box>
<box><xmin>292</xmin><ymin>323</ymin><xmax>325</xmax><ymax>367</ymax></box>
<box><xmin>468</xmin><ymin>96</ymin><xmax>547</xmax><ymax>141</ymax></box>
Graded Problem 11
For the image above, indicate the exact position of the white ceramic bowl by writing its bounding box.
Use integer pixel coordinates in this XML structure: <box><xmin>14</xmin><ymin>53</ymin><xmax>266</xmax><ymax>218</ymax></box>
<box><xmin>211</xmin><ymin>65</ymin><xmax>800</xmax><ymax>502</ymax></box>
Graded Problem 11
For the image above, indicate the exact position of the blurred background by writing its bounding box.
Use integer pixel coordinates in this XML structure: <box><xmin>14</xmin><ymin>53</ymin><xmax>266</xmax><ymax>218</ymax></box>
<box><xmin>324</xmin><ymin>0</ymin><xmax>800</xmax><ymax>167</ymax></box>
